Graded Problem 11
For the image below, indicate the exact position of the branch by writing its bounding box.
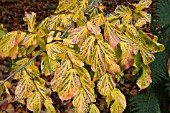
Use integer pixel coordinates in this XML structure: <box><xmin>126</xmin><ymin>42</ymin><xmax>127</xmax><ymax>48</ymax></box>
<box><xmin>0</xmin><ymin>1</ymin><xmax>98</xmax><ymax>86</ymax></box>
<box><xmin>0</xmin><ymin>51</ymin><xmax>43</xmax><ymax>86</ymax></box>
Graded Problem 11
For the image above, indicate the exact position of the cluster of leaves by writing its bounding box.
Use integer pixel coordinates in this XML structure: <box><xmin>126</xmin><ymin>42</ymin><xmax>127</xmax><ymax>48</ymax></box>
<box><xmin>0</xmin><ymin>0</ymin><xmax>166</xmax><ymax>113</ymax></box>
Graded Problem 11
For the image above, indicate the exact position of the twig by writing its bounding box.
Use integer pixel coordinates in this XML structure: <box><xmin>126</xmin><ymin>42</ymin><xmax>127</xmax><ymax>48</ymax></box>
<box><xmin>0</xmin><ymin>51</ymin><xmax>43</xmax><ymax>86</ymax></box>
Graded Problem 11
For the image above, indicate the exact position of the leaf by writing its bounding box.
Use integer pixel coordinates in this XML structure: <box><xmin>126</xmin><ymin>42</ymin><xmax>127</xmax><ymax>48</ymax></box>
<box><xmin>98</xmin><ymin>73</ymin><xmax>116</xmax><ymax>96</ymax></box>
<box><xmin>168</xmin><ymin>58</ymin><xmax>170</xmax><ymax>76</ymax></box>
<box><xmin>136</xmin><ymin>64</ymin><xmax>152</xmax><ymax>90</ymax></box>
<box><xmin>105</xmin><ymin>55</ymin><xmax>121</xmax><ymax>74</ymax></box>
<box><xmin>75</xmin><ymin>66</ymin><xmax>96</xmax><ymax>103</ymax></box>
<box><xmin>91</xmin><ymin>45</ymin><xmax>106</xmax><ymax>75</ymax></box>
<box><xmin>110</xmin><ymin>88</ymin><xmax>126</xmax><ymax>113</ymax></box>
<box><xmin>68</xmin><ymin>50</ymin><xmax>84</xmax><ymax>67</ymax></box>
<box><xmin>27</xmin><ymin>92</ymin><xmax>42</xmax><ymax>113</ymax></box>
<box><xmin>138</xmin><ymin>30</ymin><xmax>165</xmax><ymax>65</ymax></box>
<box><xmin>46</xmin><ymin>42</ymin><xmax>68</xmax><ymax>60</ymax></box>
<box><xmin>104</xmin><ymin>21</ymin><xmax>120</xmax><ymax>48</ymax></box>
<box><xmin>23</xmin><ymin>12</ymin><xmax>36</xmax><ymax>32</ymax></box>
<box><xmin>51</xmin><ymin>68</ymin><xmax>80</xmax><ymax>101</ymax></box>
<box><xmin>67</xmin><ymin>26</ymin><xmax>88</xmax><ymax>44</ymax></box>
<box><xmin>134</xmin><ymin>0</ymin><xmax>152</xmax><ymax>12</ymax></box>
<box><xmin>50</xmin><ymin>60</ymin><xmax>72</xmax><ymax>90</ymax></box>
<box><xmin>125</xmin><ymin>24</ymin><xmax>138</xmax><ymax>36</ymax></box>
<box><xmin>79</xmin><ymin>36</ymin><xmax>95</xmax><ymax>65</ymax></box>
<box><xmin>15</xmin><ymin>76</ymin><xmax>34</xmax><ymax>99</ymax></box>
<box><xmin>92</xmin><ymin>13</ymin><xmax>106</xmax><ymax>26</ymax></box>
<box><xmin>0</xmin><ymin>31</ymin><xmax>26</xmax><ymax>59</ymax></box>
<box><xmin>86</xmin><ymin>22</ymin><xmax>101</xmax><ymax>35</ymax></box>
<box><xmin>22</xmin><ymin>34</ymin><xmax>37</xmax><ymax>48</ymax></box>
<box><xmin>44</xmin><ymin>100</ymin><xmax>56</xmax><ymax>113</ymax></box>
<box><xmin>90</xmin><ymin>104</ymin><xmax>100</xmax><ymax>113</ymax></box>
<box><xmin>73</xmin><ymin>88</ymin><xmax>89</xmax><ymax>113</ymax></box>
<box><xmin>41</xmin><ymin>52</ymin><xmax>60</xmax><ymax>76</ymax></box>
<box><xmin>97</xmin><ymin>40</ymin><xmax>116</xmax><ymax>58</ymax></box>
<box><xmin>114</xmin><ymin>5</ymin><xmax>132</xmax><ymax>24</ymax></box>
<box><xmin>119</xmin><ymin>42</ymin><xmax>134</xmax><ymax>70</ymax></box>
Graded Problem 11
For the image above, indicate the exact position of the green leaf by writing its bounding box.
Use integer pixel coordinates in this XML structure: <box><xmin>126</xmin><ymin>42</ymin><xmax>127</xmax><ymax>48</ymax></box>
<box><xmin>79</xmin><ymin>36</ymin><xmax>95</xmax><ymax>65</ymax></box>
<box><xmin>136</xmin><ymin>64</ymin><xmax>152</xmax><ymax>90</ymax></box>
<box><xmin>90</xmin><ymin>104</ymin><xmax>100</xmax><ymax>113</ymax></box>
<box><xmin>27</xmin><ymin>92</ymin><xmax>42</xmax><ymax>113</ymax></box>
<box><xmin>110</xmin><ymin>88</ymin><xmax>126</xmax><ymax>113</ymax></box>
<box><xmin>41</xmin><ymin>52</ymin><xmax>60</xmax><ymax>76</ymax></box>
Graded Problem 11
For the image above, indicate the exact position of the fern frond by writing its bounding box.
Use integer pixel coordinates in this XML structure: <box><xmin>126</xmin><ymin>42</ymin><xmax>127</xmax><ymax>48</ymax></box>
<box><xmin>149</xmin><ymin>51</ymin><xmax>169</xmax><ymax>84</ymax></box>
<box><xmin>129</xmin><ymin>93</ymin><xmax>161</xmax><ymax>113</ymax></box>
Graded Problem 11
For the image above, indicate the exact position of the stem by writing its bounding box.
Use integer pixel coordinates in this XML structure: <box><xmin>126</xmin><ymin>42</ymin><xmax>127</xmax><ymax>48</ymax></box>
<box><xmin>0</xmin><ymin>51</ymin><xmax>43</xmax><ymax>86</ymax></box>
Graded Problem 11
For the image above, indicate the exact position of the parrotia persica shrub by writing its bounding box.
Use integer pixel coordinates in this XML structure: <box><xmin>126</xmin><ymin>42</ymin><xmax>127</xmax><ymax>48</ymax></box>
<box><xmin>0</xmin><ymin>0</ymin><xmax>165</xmax><ymax>113</ymax></box>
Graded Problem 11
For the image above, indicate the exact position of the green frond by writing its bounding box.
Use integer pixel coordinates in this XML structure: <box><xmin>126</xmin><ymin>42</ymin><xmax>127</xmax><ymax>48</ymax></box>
<box><xmin>129</xmin><ymin>93</ymin><xmax>161</xmax><ymax>113</ymax></box>
<box><xmin>149</xmin><ymin>51</ymin><xmax>169</xmax><ymax>84</ymax></box>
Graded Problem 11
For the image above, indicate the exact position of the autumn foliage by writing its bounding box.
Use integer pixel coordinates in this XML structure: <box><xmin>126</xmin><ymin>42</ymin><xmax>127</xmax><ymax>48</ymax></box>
<box><xmin>0</xmin><ymin>0</ymin><xmax>165</xmax><ymax>113</ymax></box>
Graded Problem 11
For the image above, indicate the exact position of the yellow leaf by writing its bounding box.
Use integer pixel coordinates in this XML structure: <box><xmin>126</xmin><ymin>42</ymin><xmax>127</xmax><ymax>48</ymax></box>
<box><xmin>79</xmin><ymin>36</ymin><xmax>95</xmax><ymax>65</ymax></box>
<box><xmin>134</xmin><ymin>0</ymin><xmax>152</xmax><ymax>12</ymax></box>
<box><xmin>87</xmin><ymin>22</ymin><xmax>101</xmax><ymax>35</ymax></box>
<box><xmin>44</xmin><ymin>100</ymin><xmax>56</xmax><ymax>113</ymax></box>
<box><xmin>98</xmin><ymin>73</ymin><xmax>116</xmax><ymax>96</ymax></box>
<box><xmin>114</xmin><ymin>5</ymin><xmax>132</xmax><ymax>24</ymax></box>
<box><xmin>73</xmin><ymin>88</ymin><xmax>89</xmax><ymax>113</ymax></box>
<box><xmin>75</xmin><ymin>66</ymin><xmax>96</xmax><ymax>103</ymax></box>
<box><xmin>41</xmin><ymin>52</ymin><xmax>60</xmax><ymax>76</ymax></box>
<box><xmin>68</xmin><ymin>50</ymin><xmax>84</xmax><ymax>67</ymax></box>
<box><xmin>91</xmin><ymin>45</ymin><xmax>106</xmax><ymax>75</ymax></box>
<box><xmin>104</xmin><ymin>21</ymin><xmax>120</xmax><ymax>48</ymax></box>
<box><xmin>92</xmin><ymin>13</ymin><xmax>106</xmax><ymax>26</ymax></box>
<box><xmin>67</xmin><ymin>26</ymin><xmax>88</xmax><ymax>44</ymax></box>
<box><xmin>136</xmin><ymin>64</ymin><xmax>152</xmax><ymax>90</ymax></box>
<box><xmin>97</xmin><ymin>40</ymin><xmax>116</xmax><ymax>60</ymax></box>
<box><xmin>15</xmin><ymin>76</ymin><xmax>34</xmax><ymax>99</ymax></box>
<box><xmin>105</xmin><ymin>55</ymin><xmax>121</xmax><ymax>75</ymax></box>
<box><xmin>90</xmin><ymin>104</ymin><xmax>100</xmax><ymax>113</ymax></box>
<box><xmin>46</xmin><ymin>42</ymin><xmax>68</xmax><ymax>60</ymax></box>
<box><xmin>51</xmin><ymin>66</ymin><xmax>80</xmax><ymax>101</ymax></box>
<box><xmin>125</xmin><ymin>24</ymin><xmax>139</xmax><ymax>36</ymax></box>
<box><xmin>23</xmin><ymin>12</ymin><xmax>36</xmax><ymax>32</ymax></box>
<box><xmin>50</xmin><ymin>60</ymin><xmax>72</xmax><ymax>91</ymax></box>
<box><xmin>110</xmin><ymin>88</ymin><xmax>126</xmax><ymax>113</ymax></box>
<box><xmin>27</xmin><ymin>92</ymin><xmax>42</xmax><ymax>113</ymax></box>
<box><xmin>0</xmin><ymin>31</ymin><xmax>26</xmax><ymax>59</ymax></box>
